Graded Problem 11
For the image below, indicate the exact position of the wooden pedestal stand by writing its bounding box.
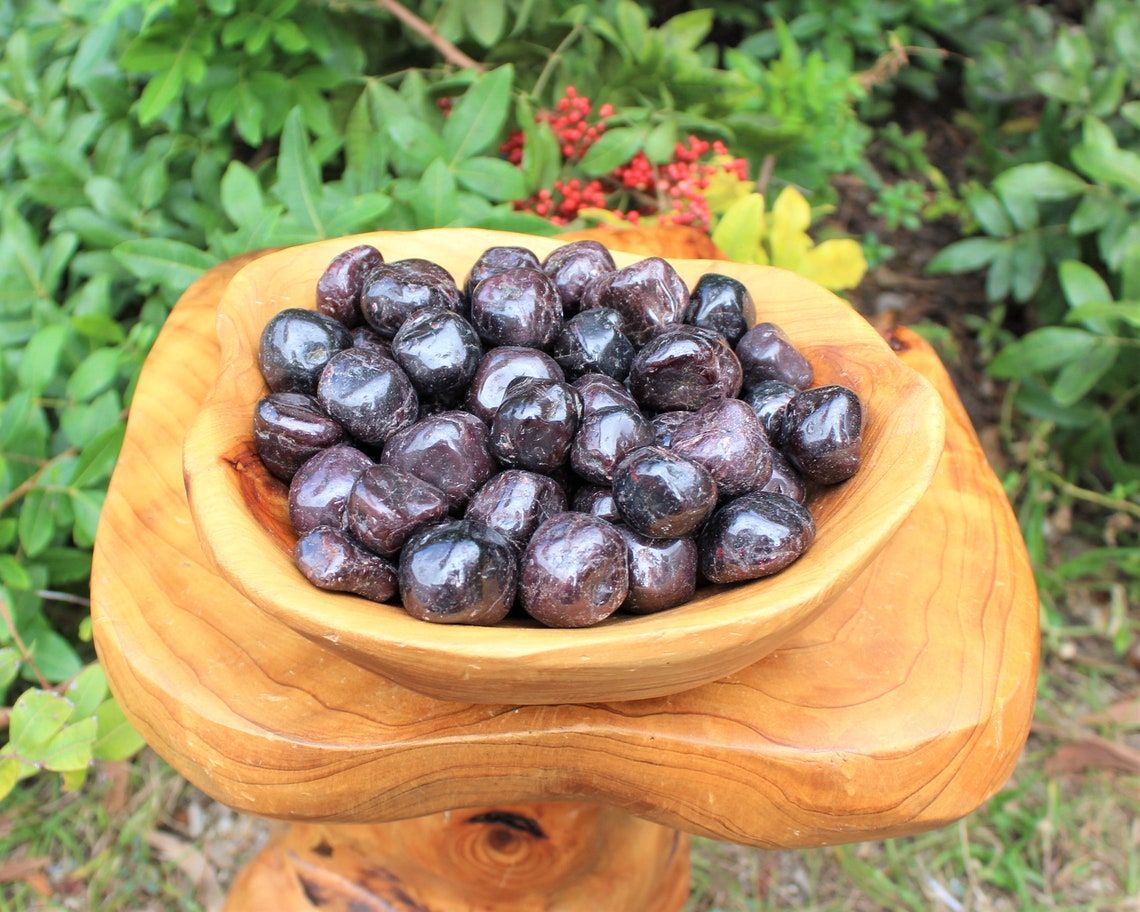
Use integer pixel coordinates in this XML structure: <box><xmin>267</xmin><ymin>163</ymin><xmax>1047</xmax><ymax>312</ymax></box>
<box><xmin>91</xmin><ymin>245</ymin><xmax>1039</xmax><ymax>911</ymax></box>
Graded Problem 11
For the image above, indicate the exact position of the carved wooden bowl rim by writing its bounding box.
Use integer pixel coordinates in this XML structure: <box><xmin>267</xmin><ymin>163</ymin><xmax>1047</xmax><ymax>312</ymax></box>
<box><xmin>182</xmin><ymin>228</ymin><xmax>945</xmax><ymax>705</ymax></box>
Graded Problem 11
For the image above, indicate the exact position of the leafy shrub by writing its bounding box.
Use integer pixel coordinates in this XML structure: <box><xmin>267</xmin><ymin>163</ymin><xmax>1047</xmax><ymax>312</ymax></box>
<box><xmin>927</xmin><ymin>0</ymin><xmax>1140</xmax><ymax>631</ymax></box>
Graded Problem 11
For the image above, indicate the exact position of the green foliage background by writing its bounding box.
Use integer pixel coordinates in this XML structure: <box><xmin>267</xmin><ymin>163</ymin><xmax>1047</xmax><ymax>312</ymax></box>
<box><xmin>1</xmin><ymin>0</ymin><xmax>1137</xmax><ymax>798</ymax></box>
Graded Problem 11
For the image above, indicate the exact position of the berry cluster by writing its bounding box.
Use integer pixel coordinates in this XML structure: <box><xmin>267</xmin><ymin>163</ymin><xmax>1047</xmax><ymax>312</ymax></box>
<box><xmin>502</xmin><ymin>86</ymin><xmax>614</xmax><ymax>166</ymax></box>
<box><xmin>505</xmin><ymin>87</ymin><xmax>751</xmax><ymax>230</ymax></box>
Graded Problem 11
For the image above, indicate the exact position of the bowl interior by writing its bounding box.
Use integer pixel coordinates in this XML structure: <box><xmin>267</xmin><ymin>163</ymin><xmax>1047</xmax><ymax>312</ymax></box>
<box><xmin>183</xmin><ymin>228</ymin><xmax>945</xmax><ymax>704</ymax></box>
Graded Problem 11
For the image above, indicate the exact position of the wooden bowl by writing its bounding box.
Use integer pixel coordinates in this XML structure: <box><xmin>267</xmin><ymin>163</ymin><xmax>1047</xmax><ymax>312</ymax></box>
<box><xmin>183</xmin><ymin>228</ymin><xmax>945</xmax><ymax>704</ymax></box>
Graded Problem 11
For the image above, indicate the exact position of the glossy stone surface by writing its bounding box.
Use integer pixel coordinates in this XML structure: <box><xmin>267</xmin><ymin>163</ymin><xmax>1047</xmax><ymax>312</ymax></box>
<box><xmin>391</xmin><ymin>307</ymin><xmax>482</xmax><ymax>404</ymax></box>
<box><xmin>464</xmin><ymin>346</ymin><xmax>565</xmax><ymax>424</ymax></box>
<box><xmin>549</xmin><ymin>307</ymin><xmax>635</xmax><ymax>380</ymax></box>
<box><xmin>735</xmin><ymin>322</ymin><xmax>814</xmax><ymax>390</ymax></box>
<box><xmin>779</xmin><ymin>384</ymin><xmax>864</xmax><ymax>485</ymax></box>
<box><xmin>682</xmin><ymin>272</ymin><xmax>751</xmax><ymax>345</ymax></box>
<box><xmin>315</xmin><ymin>244</ymin><xmax>384</xmax><ymax>328</ymax></box>
<box><xmin>464</xmin><ymin>469</ymin><xmax>567</xmax><ymax>552</ymax></box>
<box><xmin>628</xmin><ymin>325</ymin><xmax>742</xmax><ymax>412</ymax></box>
<box><xmin>253</xmin><ymin>392</ymin><xmax>346</xmax><ymax>481</ymax></box>
<box><xmin>347</xmin><ymin>464</ymin><xmax>450</xmax><ymax>557</ymax></box>
<box><xmin>616</xmin><ymin>525</ymin><xmax>698</xmax><ymax>614</ymax></box>
<box><xmin>294</xmin><ymin>525</ymin><xmax>398</xmax><ymax>602</ymax></box>
<box><xmin>570</xmin><ymin>406</ymin><xmax>656</xmax><ymax>485</ymax></box>
<box><xmin>586</xmin><ymin>256</ymin><xmax>688</xmax><ymax>346</ymax></box>
<box><xmin>611</xmin><ymin>446</ymin><xmax>718</xmax><ymax>539</ymax></box>
<box><xmin>397</xmin><ymin>520</ymin><xmax>517</xmax><ymax>625</ymax></box>
<box><xmin>571</xmin><ymin>484</ymin><xmax>621</xmax><ymax>522</ymax></box>
<box><xmin>489</xmin><ymin>378</ymin><xmax>582</xmax><ymax>475</ymax></box>
<box><xmin>541</xmin><ymin>240</ymin><xmax>616</xmax><ymax>315</ymax></box>
<box><xmin>572</xmin><ymin>372</ymin><xmax>639</xmax><ymax>417</ymax></box>
<box><xmin>741</xmin><ymin>379</ymin><xmax>798</xmax><ymax>442</ymax></box>
<box><xmin>468</xmin><ymin>266</ymin><xmax>563</xmax><ymax>349</ymax></box>
<box><xmin>762</xmin><ymin>449</ymin><xmax>807</xmax><ymax>503</ymax></box>
<box><xmin>316</xmin><ymin>347</ymin><xmax>419</xmax><ymax>445</ymax></box>
<box><xmin>380</xmin><ymin>410</ymin><xmax>496</xmax><ymax>512</ymax></box>
<box><xmin>697</xmin><ymin>492</ymin><xmax>816</xmax><ymax>584</ymax></box>
<box><xmin>668</xmin><ymin>397</ymin><xmax>773</xmax><ymax>497</ymax></box>
<box><xmin>464</xmin><ymin>245</ymin><xmax>541</xmax><ymax>297</ymax></box>
<box><xmin>361</xmin><ymin>258</ymin><xmax>463</xmax><ymax>338</ymax></box>
<box><xmin>258</xmin><ymin>308</ymin><xmax>353</xmax><ymax>395</ymax></box>
<box><xmin>288</xmin><ymin>444</ymin><xmax>373</xmax><ymax>535</ymax></box>
<box><xmin>519</xmin><ymin>512</ymin><xmax>629</xmax><ymax>627</ymax></box>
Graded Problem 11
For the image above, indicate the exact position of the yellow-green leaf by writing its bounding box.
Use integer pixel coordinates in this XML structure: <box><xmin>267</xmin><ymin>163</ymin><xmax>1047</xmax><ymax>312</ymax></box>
<box><xmin>771</xmin><ymin>186</ymin><xmax>812</xmax><ymax>234</ymax></box>
<box><xmin>42</xmin><ymin>717</ymin><xmax>97</xmax><ymax>772</ymax></box>
<box><xmin>711</xmin><ymin>193</ymin><xmax>767</xmax><ymax>264</ymax></box>
<box><xmin>799</xmin><ymin>238</ymin><xmax>868</xmax><ymax>291</ymax></box>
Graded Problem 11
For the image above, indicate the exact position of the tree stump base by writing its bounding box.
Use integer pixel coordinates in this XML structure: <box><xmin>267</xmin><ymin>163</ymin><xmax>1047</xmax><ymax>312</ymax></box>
<box><xmin>224</xmin><ymin>802</ymin><xmax>688</xmax><ymax>912</ymax></box>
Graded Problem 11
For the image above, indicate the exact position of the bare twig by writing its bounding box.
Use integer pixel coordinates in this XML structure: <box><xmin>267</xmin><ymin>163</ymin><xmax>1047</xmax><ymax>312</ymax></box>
<box><xmin>0</xmin><ymin>593</ymin><xmax>50</xmax><ymax>690</ymax></box>
<box><xmin>0</xmin><ymin>447</ymin><xmax>78</xmax><ymax>516</ymax></box>
<box><xmin>374</xmin><ymin>0</ymin><xmax>483</xmax><ymax>71</ymax></box>
<box><xmin>856</xmin><ymin>35</ymin><xmax>964</xmax><ymax>91</ymax></box>
<box><xmin>35</xmin><ymin>590</ymin><xmax>92</xmax><ymax>609</ymax></box>
<box><xmin>755</xmin><ymin>154</ymin><xmax>776</xmax><ymax>197</ymax></box>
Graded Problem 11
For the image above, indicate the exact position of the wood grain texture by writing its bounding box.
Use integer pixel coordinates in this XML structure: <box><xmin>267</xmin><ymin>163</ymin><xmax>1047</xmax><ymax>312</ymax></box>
<box><xmin>181</xmin><ymin>229</ymin><xmax>945</xmax><ymax>704</ymax></box>
<box><xmin>91</xmin><ymin>236</ymin><xmax>1038</xmax><ymax>848</ymax></box>
<box><xmin>223</xmin><ymin>802</ymin><xmax>688</xmax><ymax>912</ymax></box>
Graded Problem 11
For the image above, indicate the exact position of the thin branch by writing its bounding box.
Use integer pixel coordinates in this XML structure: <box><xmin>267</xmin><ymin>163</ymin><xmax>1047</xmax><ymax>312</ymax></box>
<box><xmin>35</xmin><ymin>590</ymin><xmax>92</xmax><ymax>608</ymax></box>
<box><xmin>0</xmin><ymin>592</ymin><xmax>50</xmax><ymax>690</ymax></box>
<box><xmin>531</xmin><ymin>23</ymin><xmax>585</xmax><ymax>100</ymax></box>
<box><xmin>0</xmin><ymin>446</ymin><xmax>78</xmax><ymax>516</ymax></box>
<box><xmin>374</xmin><ymin>0</ymin><xmax>483</xmax><ymax>71</ymax></box>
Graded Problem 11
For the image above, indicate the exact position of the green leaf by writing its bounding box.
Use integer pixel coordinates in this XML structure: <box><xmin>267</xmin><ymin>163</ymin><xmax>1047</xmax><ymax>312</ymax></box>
<box><xmin>443</xmin><ymin>65</ymin><xmax>514</xmax><ymax>163</ymax></box>
<box><xmin>966</xmin><ymin>190</ymin><xmax>1013</xmax><ymax>238</ymax></box>
<box><xmin>993</xmin><ymin>163</ymin><xmax>1089</xmax><ymax>202</ymax></box>
<box><xmin>0</xmin><ymin>555</ymin><xmax>32</xmax><ymax>590</ymax></box>
<box><xmin>411</xmin><ymin>159</ymin><xmax>459</xmax><ymax>228</ymax></box>
<box><xmin>72</xmin><ymin>423</ymin><xmax>127</xmax><ymax>489</ymax></box>
<box><xmin>644</xmin><ymin>120</ymin><xmax>679</xmax><ymax>164</ymax></box>
<box><xmin>221</xmin><ymin>162</ymin><xmax>267</xmax><ymax>229</ymax></box>
<box><xmin>18</xmin><ymin>323</ymin><xmax>71</xmax><ymax>396</ymax></box>
<box><xmin>112</xmin><ymin>239</ymin><xmax>214</xmax><ymax>292</ymax></box>
<box><xmin>69</xmin><ymin>20</ymin><xmax>120</xmax><ymax>88</ymax></box>
<box><xmin>18</xmin><ymin>490</ymin><xmax>58</xmax><ymax>558</ymax></box>
<box><xmin>9</xmin><ymin>689</ymin><xmax>73</xmax><ymax>755</ymax></box>
<box><xmin>578</xmin><ymin>128</ymin><xmax>643</xmax><ymax>178</ymax></box>
<box><xmin>1071</xmin><ymin>117</ymin><xmax>1140</xmax><ymax>194</ymax></box>
<box><xmin>93</xmin><ymin>699</ymin><xmax>147</xmax><ymax>761</ymax></box>
<box><xmin>0</xmin><ymin>647</ymin><xmax>19</xmax><ymax>694</ymax></box>
<box><xmin>66</xmin><ymin>665</ymin><xmax>109</xmax><ymax>721</ymax></box>
<box><xmin>463</xmin><ymin>0</ymin><xmax>505</xmax><ymax>46</ymax></box>
<box><xmin>1010</xmin><ymin>235</ymin><xmax>1046</xmax><ymax>303</ymax></box>
<box><xmin>70</xmin><ymin>489</ymin><xmax>105</xmax><ymax>547</ymax></box>
<box><xmin>1064</xmin><ymin>300</ymin><xmax>1140</xmax><ymax>329</ymax></box>
<box><xmin>659</xmin><ymin>8</ymin><xmax>715</xmax><ymax>51</ymax></box>
<box><xmin>343</xmin><ymin>87</ymin><xmax>389</xmax><ymax>195</ymax></box>
<box><xmin>996</xmin><ymin>187</ymin><xmax>1038</xmax><ymax>232</ymax></box>
<box><xmin>989</xmin><ymin>327</ymin><xmax>1100</xmax><ymax>378</ymax></box>
<box><xmin>517</xmin><ymin>97</ymin><xmax>560</xmax><ymax>192</ymax></box>
<box><xmin>1051</xmin><ymin>340</ymin><xmax>1119</xmax><ymax>407</ymax></box>
<box><xmin>133</xmin><ymin>30</ymin><xmax>204</xmax><ymax>124</ymax></box>
<box><xmin>42</xmin><ymin>718</ymin><xmax>97</xmax><ymax>773</ymax></box>
<box><xmin>0</xmin><ymin>756</ymin><xmax>36</xmax><ymax>803</ymax></box>
<box><xmin>453</xmin><ymin>157</ymin><xmax>527</xmax><ymax>202</ymax></box>
<box><xmin>25</xmin><ymin>625</ymin><xmax>83</xmax><ymax>683</ymax></box>
<box><xmin>1068</xmin><ymin>193</ymin><xmax>1116</xmax><ymax>235</ymax></box>
<box><xmin>1058</xmin><ymin>260</ymin><xmax>1113</xmax><ymax>309</ymax></box>
<box><xmin>273</xmin><ymin>108</ymin><xmax>325</xmax><ymax>237</ymax></box>
<box><xmin>66</xmin><ymin>348</ymin><xmax>122</xmax><ymax>403</ymax></box>
<box><xmin>927</xmin><ymin>238</ymin><xmax>1006</xmax><ymax>274</ymax></box>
